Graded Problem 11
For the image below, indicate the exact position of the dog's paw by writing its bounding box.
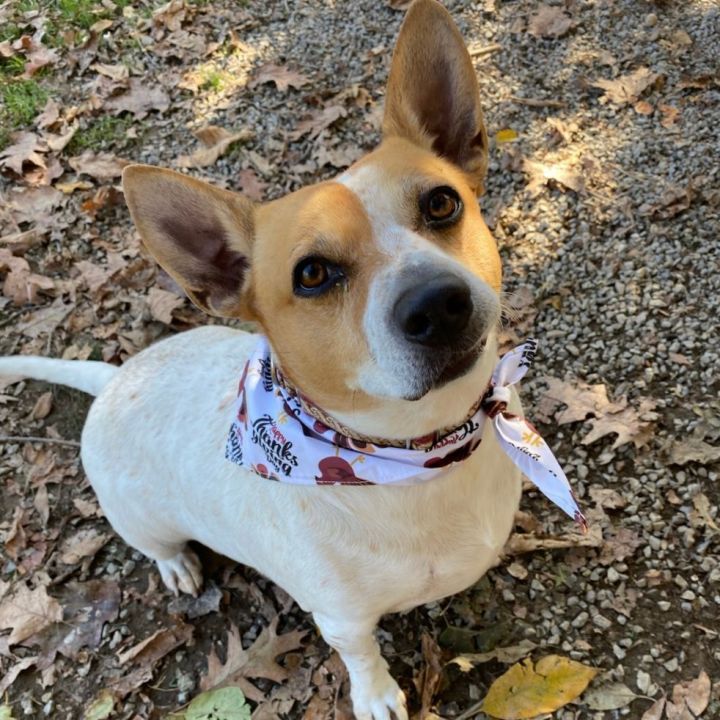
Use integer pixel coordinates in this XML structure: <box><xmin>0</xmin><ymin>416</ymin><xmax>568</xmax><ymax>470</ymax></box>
<box><xmin>351</xmin><ymin>671</ymin><xmax>408</xmax><ymax>720</ymax></box>
<box><xmin>157</xmin><ymin>547</ymin><xmax>203</xmax><ymax>597</ymax></box>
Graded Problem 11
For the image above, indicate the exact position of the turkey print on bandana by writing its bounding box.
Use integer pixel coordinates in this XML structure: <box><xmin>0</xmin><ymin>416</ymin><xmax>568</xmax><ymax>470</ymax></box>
<box><xmin>225</xmin><ymin>337</ymin><xmax>588</xmax><ymax>530</ymax></box>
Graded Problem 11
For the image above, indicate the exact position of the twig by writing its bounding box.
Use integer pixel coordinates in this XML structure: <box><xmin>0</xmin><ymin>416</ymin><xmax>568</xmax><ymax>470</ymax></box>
<box><xmin>470</xmin><ymin>43</ymin><xmax>503</xmax><ymax>57</ymax></box>
<box><xmin>509</xmin><ymin>95</ymin><xmax>567</xmax><ymax>108</ymax></box>
<box><xmin>0</xmin><ymin>435</ymin><xmax>81</xmax><ymax>448</ymax></box>
<box><xmin>455</xmin><ymin>699</ymin><xmax>485</xmax><ymax>720</ymax></box>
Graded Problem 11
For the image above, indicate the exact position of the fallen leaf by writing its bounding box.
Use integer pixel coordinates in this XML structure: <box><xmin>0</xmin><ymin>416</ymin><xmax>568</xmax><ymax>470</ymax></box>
<box><xmin>640</xmin><ymin>185</ymin><xmax>693</xmax><ymax>220</ymax></box>
<box><xmin>495</xmin><ymin>128</ymin><xmax>518</xmax><ymax>144</ymax></box>
<box><xmin>168</xmin><ymin>582</ymin><xmax>223</xmax><ymax>619</ymax></box>
<box><xmin>659</xmin><ymin>103</ymin><xmax>680</xmax><ymax>128</ymax></box>
<box><xmin>147</xmin><ymin>286</ymin><xmax>184</xmax><ymax>323</ymax></box>
<box><xmin>83</xmin><ymin>689</ymin><xmax>115</xmax><ymax>720</ymax></box>
<box><xmin>582</xmin><ymin>397</ymin><xmax>657</xmax><ymax>449</ymax></box>
<box><xmin>59</xmin><ymin>528</ymin><xmax>110</xmax><ymax>564</ymax></box>
<box><xmin>0</xmin><ymin>582</ymin><xmax>62</xmax><ymax>645</ymax></box>
<box><xmin>415</xmin><ymin>634</ymin><xmax>443</xmax><ymax>719</ymax></box>
<box><xmin>690</xmin><ymin>493</ymin><xmax>719</xmax><ymax>532</ymax></box>
<box><xmin>0</xmin><ymin>131</ymin><xmax>47</xmax><ymax>175</ymax></box>
<box><xmin>34</xmin><ymin>485</ymin><xmax>49</xmax><ymax>525</ymax></box>
<box><xmin>313</xmin><ymin>144</ymin><xmax>363</xmax><ymax>169</ymax></box>
<box><xmin>248</xmin><ymin>63</ymin><xmax>309</xmax><ymax>92</ymax></box>
<box><xmin>599</xmin><ymin>527</ymin><xmax>641</xmax><ymax>565</ymax></box>
<box><xmin>69</xmin><ymin>151</ymin><xmax>129</xmax><ymax>181</ymax></box>
<box><xmin>0</xmin><ymin>248</ymin><xmax>55</xmax><ymax>305</ymax></box>
<box><xmin>634</xmin><ymin>100</ymin><xmax>654</xmax><ymax>115</ymax></box>
<box><xmin>184</xmin><ymin>687</ymin><xmax>251</xmax><ymax>720</ymax></box>
<box><xmin>450</xmin><ymin>640</ymin><xmax>537</xmax><ymax>672</ymax></box>
<box><xmin>290</xmin><ymin>105</ymin><xmax>347</xmax><ymax>141</ymax></box>
<box><xmin>90</xmin><ymin>62</ymin><xmax>129</xmax><ymax>81</ymax></box>
<box><xmin>592</xmin><ymin>67</ymin><xmax>661</xmax><ymax>105</ymax></box>
<box><xmin>667</xmin><ymin>671</ymin><xmax>711</xmax><ymax>717</ymax></box>
<box><xmin>522</xmin><ymin>159</ymin><xmax>584</xmax><ymax>195</ymax></box>
<box><xmin>30</xmin><ymin>391</ymin><xmax>53</xmax><ymax>420</ymax></box>
<box><xmin>0</xmin><ymin>655</ymin><xmax>38</xmax><ymax>695</ymax></box>
<box><xmin>56</xmin><ymin>180</ymin><xmax>95</xmax><ymax>194</ymax></box>
<box><xmin>237</xmin><ymin>168</ymin><xmax>267</xmax><ymax>201</ymax></box>
<box><xmin>528</xmin><ymin>5</ymin><xmax>575</xmax><ymax>38</ymax></box>
<box><xmin>35</xmin><ymin>98</ymin><xmax>60</xmax><ymax>129</ymax></box>
<box><xmin>670</xmin><ymin>438</ymin><xmax>720</xmax><ymax>465</ymax></box>
<box><xmin>201</xmin><ymin>617</ymin><xmax>307</xmax><ymax>702</ymax></box>
<box><xmin>582</xmin><ymin>681</ymin><xmax>638</xmax><ymax>710</ymax></box>
<box><xmin>176</xmin><ymin>126</ymin><xmax>253</xmax><ymax>168</ymax></box>
<box><xmin>641</xmin><ymin>697</ymin><xmax>666</xmax><ymax>720</ymax></box>
<box><xmin>506</xmin><ymin>526</ymin><xmax>603</xmax><ymax>555</ymax></box>
<box><xmin>104</xmin><ymin>78</ymin><xmax>170</xmax><ymax>118</ymax></box>
<box><xmin>483</xmin><ymin>655</ymin><xmax>598</xmax><ymax>719</ymax></box>
<box><xmin>589</xmin><ymin>487</ymin><xmax>627</xmax><ymax>510</ymax></box>
<box><xmin>15</xmin><ymin>298</ymin><xmax>74</xmax><ymax>339</ymax></box>
<box><xmin>73</xmin><ymin>497</ymin><xmax>102</xmax><ymax>518</ymax></box>
<box><xmin>0</xmin><ymin>706</ymin><xmax>14</xmax><ymax>720</ymax></box>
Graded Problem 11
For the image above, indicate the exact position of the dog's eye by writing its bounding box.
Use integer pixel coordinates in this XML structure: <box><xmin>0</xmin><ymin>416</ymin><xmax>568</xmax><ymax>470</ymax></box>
<box><xmin>421</xmin><ymin>186</ymin><xmax>463</xmax><ymax>227</ymax></box>
<box><xmin>293</xmin><ymin>257</ymin><xmax>344</xmax><ymax>297</ymax></box>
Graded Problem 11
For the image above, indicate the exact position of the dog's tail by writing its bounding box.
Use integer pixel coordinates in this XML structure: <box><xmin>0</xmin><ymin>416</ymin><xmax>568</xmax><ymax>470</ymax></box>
<box><xmin>0</xmin><ymin>356</ymin><xmax>118</xmax><ymax>396</ymax></box>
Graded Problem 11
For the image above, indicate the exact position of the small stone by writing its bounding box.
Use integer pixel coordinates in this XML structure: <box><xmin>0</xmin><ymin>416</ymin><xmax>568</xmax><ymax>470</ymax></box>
<box><xmin>637</xmin><ymin>670</ymin><xmax>651</xmax><ymax>693</ymax></box>
<box><xmin>593</xmin><ymin>614</ymin><xmax>612</xmax><ymax>630</ymax></box>
<box><xmin>572</xmin><ymin>611</ymin><xmax>589</xmax><ymax>628</ymax></box>
<box><xmin>613</xmin><ymin>643</ymin><xmax>627</xmax><ymax>660</ymax></box>
<box><xmin>645</xmin><ymin>13</ymin><xmax>658</xmax><ymax>26</ymax></box>
<box><xmin>607</xmin><ymin>567</ymin><xmax>620</xmax><ymax>583</ymax></box>
<box><xmin>664</xmin><ymin>657</ymin><xmax>679</xmax><ymax>672</ymax></box>
<box><xmin>658</xmin><ymin>601</ymin><xmax>671</xmax><ymax>611</ymax></box>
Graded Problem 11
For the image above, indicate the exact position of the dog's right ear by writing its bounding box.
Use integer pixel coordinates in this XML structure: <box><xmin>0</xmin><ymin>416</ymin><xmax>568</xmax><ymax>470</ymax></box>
<box><xmin>122</xmin><ymin>165</ymin><xmax>255</xmax><ymax>319</ymax></box>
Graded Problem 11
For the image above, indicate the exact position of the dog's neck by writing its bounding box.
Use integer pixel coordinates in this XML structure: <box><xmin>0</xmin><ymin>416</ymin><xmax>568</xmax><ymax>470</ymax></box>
<box><xmin>271</xmin><ymin>335</ymin><xmax>500</xmax><ymax>443</ymax></box>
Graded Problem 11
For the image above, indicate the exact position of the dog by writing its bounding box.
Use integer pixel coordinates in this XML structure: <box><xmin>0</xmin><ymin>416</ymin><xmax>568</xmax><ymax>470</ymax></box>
<box><xmin>0</xmin><ymin>2</ymin><xmax>543</xmax><ymax>717</ymax></box>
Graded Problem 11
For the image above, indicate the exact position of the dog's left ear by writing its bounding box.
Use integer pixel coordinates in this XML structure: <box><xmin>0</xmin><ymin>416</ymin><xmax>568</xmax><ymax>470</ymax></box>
<box><xmin>383</xmin><ymin>0</ymin><xmax>488</xmax><ymax>194</ymax></box>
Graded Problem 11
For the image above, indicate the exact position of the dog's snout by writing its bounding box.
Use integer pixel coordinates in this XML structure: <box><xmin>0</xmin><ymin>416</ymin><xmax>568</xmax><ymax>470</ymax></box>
<box><xmin>393</xmin><ymin>275</ymin><xmax>473</xmax><ymax>347</ymax></box>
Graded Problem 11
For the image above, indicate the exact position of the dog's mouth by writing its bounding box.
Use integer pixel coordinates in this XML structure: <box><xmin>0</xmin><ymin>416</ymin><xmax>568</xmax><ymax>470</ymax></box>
<box><xmin>405</xmin><ymin>338</ymin><xmax>486</xmax><ymax>401</ymax></box>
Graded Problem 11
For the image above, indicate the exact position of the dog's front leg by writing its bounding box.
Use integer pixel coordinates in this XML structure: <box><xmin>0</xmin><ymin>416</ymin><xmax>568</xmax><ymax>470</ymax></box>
<box><xmin>314</xmin><ymin>612</ymin><xmax>408</xmax><ymax>720</ymax></box>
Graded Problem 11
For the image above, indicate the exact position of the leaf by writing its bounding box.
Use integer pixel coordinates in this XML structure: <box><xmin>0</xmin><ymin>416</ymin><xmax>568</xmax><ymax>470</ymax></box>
<box><xmin>582</xmin><ymin>397</ymin><xmax>657</xmax><ymax>449</ymax></box>
<box><xmin>495</xmin><ymin>128</ymin><xmax>518</xmax><ymax>144</ymax></box>
<box><xmin>0</xmin><ymin>706</ymin><xmax>16</xmax><ymax>720</ymax></box>
<box><xmin>168</xmin><ymin>582</ymin><xmax>223</xmax><ymax>619</ymax></box>
<box><xmin>147</xmin><ymin>286</ymin><xmax>184</xmax><ymax>324</ymax></box>
<box><xmin>176</xmin><ymin>126</ymin><xmax>253</xmax><ymax>168</ymax></box>
<box><xmin>483</xmin><ymin>655</ymin><xmax>599</xmax><ymax>719</ymax></box>
<box><xmin>248</xmin><ymin>63</ymin><xmax>309</xmax><ymax>92</ymax></box>
<box><xmin>59</xmin><ymin>528</ymin><xmax>110</xmax><ymax>564</ymax></box>
<box><xmin>528</xmin><ymin>5</ymin><xmax>575</xmax><ymax>38</ymax></box>
<box><xmin>450</xmin><ymin>640</ymin><xmax>537</xmax><ymax>672</ymax></box>
<box><xmin>0</xmin><ymin>655</ymin><xmax>38</xmax><ymax>695</ymax></box>
<box><xmin>0</xmin><ymin>582</ymin><xmax>62</xmax><ymax>645</ymax></box>
<box><xmin>0</xmin><ymin>248</ymin><xmax>55</xmax><ymax>305</ymax></box>
<box><xmin>104</xmin><ymin>78</ymin><xmax>170</xmax><ymax>118</ymax></box>
<box><xmin>668</xmin><ymin>671</ymin><xmax>711</xmax><ymax>717</ymax></box>
<box><xmin>185</xmin><ymin>687</ymin><xmax>251</xmax><ymax>720</ymax></box>
<box><xmin>669</xmin><ymin>438</ymin><xmax>720</xmax><ymax>466</ymax></box>
<box><xmin>522</xmin><ymin>159</ymin><xmax>584</xmax><ymax>195</ymax></box>
<box><xmin>201</xmin><ymin>617</ymin><xmax>307</xmax><ymax>702</ymax></box>
<box><xmin>68</xmin><ymin>151</ymin><xmax>130</xmax><ymax>181</ymax></box>
<box><xmin>237</xmin><ymin>168</ymin><xmax>267</xmax><ymax>201</ymax></box>
<box><xmin>582</xmin><ymin>681</ymin><xmax>639</xmax><ymax>710</ymax></box>
<box><xmin>592</xmin><ymin>67</ymin><xmax>661</xmax><ymax>105</ymax></box>
<box><xmin>30</xmin><ymin>391</ymin><xmax>53</xmax><ymax>420</ymax></box>
<box><xmin>83</xmin><ymin>690</ymin><xmax>115</xmax><ymax>720</ymax></box>
<box><xmin>289</xmin><ymin>105</ymin><xmax>347</xmax><ymax>141</ymax></box>
<box><xmin>505</xmin><ymin>525</ymin><xmax>603</xmax><ymax>555</ymax></box>
<box><xmin>416</xmin><ymin>634</ymin><xmax>443</xmax><ymax>719</ymax></box>
<box><xmin>641</xmin><ymin>697</ymin><xmax>665</xmax><ymax>720</ymax></box>
<box><xmin>599</xmin><ymin>527</ymin><xmax>641</xmax><ymax>565</ymax></box>
<box><xmin>0</xmin><ymin>131</ymin><xmax>47</xmax><ymax>175</ymax></box>
<box><xmin>690</xmin><ymin>493</ymin><xmax>719</xmax><ymax>532</ymax></box>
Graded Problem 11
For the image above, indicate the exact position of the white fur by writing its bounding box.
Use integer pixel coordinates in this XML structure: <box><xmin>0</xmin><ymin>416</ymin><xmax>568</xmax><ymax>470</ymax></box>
<box><xmin>2</xmin><ymin>326</ymin><xmax>522</xmax><ymax>718</ymax></box>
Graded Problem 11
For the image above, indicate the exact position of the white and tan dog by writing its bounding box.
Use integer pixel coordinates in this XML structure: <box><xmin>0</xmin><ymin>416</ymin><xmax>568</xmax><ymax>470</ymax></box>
<box><xmin>0</xmin><ymin>2</ymin><xmax>524</xmax><ymax>717</ymax></box>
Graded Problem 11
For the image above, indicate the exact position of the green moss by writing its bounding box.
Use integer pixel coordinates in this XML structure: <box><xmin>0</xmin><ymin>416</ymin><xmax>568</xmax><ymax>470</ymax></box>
<box><xmin>66</xmin><ymin>114</ymin><xmax>135</xmax><ymax>154</ymax></box>
<box><xmin>1</xmin><ymin>79</ymin><xmax>49</xmax><ymax>127</ymax></box>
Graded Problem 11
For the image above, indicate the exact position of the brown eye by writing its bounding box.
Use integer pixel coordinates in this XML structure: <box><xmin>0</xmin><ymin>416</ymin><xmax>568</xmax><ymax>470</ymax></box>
<box><xmin>421</xmin><ymin>186</ymin><xmax>463</xmax><ymax>227</ymax></box>
<box><xmin>293</xmin><ymin>256</ymin><xmax>345</xmax><ymax>297</ymax></box>
<box><xmin>300</xmin><ymin>260</ymin><xmax>328</xmax><ymax>289</ymax></box>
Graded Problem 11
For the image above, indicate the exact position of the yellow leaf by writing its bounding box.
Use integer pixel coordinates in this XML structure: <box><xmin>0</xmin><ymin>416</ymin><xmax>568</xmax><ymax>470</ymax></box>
<box><xmin>495</xmin><ymin>128</ymin><xmax>518</xmax><ymax>144</ymax></box>
<box><xmin>483</xmin><ymin>655</ymin><xmax>599</xmax><ymax>719</ymax></box>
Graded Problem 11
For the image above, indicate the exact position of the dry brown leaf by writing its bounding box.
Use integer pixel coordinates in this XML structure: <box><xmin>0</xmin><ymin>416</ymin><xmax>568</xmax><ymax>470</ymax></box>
<box><xmin>290</xmin><ymin>105</ymin><xmax>347</xmax><ymax>141</ymax></box>
<box><xmin>104</xmin><ymin>78</ymin><xmax>170</xmax><ymax>118</ymax></box>
<box><xmin>249</xmin><ymin>63</ymin><xmax>309</xmax><ymax>92</ymax></box>
<box><xmin>0</xmin><ymin>655</ymin><xmax>38</xmax><ymax>695</ymax></box>
<box><xmin>75</xmin><ymin>260</ymin><xmax>114</xmax><ymax>294</ymax></box>
<box><xmin>201</xmin><ymin>617</ymin><xmax>307</xmax><ymax>702</ymax></box>
<box><xmin>669</xmin><ymin>438</ymin><xmax>720</xmax><ymax>465</ymax></box>
<box><xmin>237</xmin><ymin>168</ymin><xmax>268</xmax><ymax>201</ymax></box>
<box><xmin>90</xmin><ymin>62</ymin><xmax>129</xmax><ymax>81</ymax></box>
<box><xmin>640</xmin><ymin>185</ymin><xmax>693</xmax><ymax>220</ymax></box>
<box><xmin>0</xmin><ymin>247</ymin><xmax>55</xmax><ymax>305</ymax></box>
<box><xmin>667</xmin><ymin>671</ymin><xmax>711</xmax><ymax>718</ymax></box>
<box><xmin>0</xmin><ymin>131</ymin><xmax>47</xmax><ymax>174</ymax></box>
<box><xmin>528</xmin><ymin>5</ymin><xmax>575</xmax><ymax>38</ymax></box>
<box><xmin>69</xmin><ymin>151</ymin><xmax>129</xmax><ymax>181</ymax></box>
<box><xmin>59</xmin><ymin>527</ymin><xmax>110</xmax><ymax>565</ymax></box>
<box><xmin>35</xmin><ymin>98</ymin><xmax>60</xmax><ymax>129</ymax></box>
<box><xmin>634</xmin><ymin>100</ymin><xmax>654</xmax><ymax>115</ymax></box>
<box><xmin>73</xmin><ymin>497</ymin><xmax>102</xmax><ymax>518</ymax></box>
<box><xmin>690</xmin><ymin>493</ymin><xmax>719</xmax><ymax>533</ymax></box>
<box><xmin>599</xmin><ymin>527</ymin><xmax>641</xmax><ymax>565</ymax></box>
<box><xmin>313</xmin><ymin>144</ymin><xmax>364</xmax><ymax>169</ymax></box>
<box><xmin>23</xmin><ymin>44</ymin><xmax>59</xmax><ymax>77</ymax></box>
<box><xmin>45</xmin><ymin>124</ymin><xmax>78</xmax><ymax>152</ymax></box>
<box><xmin>147</xmin><ymin>286</ymin><xmax>184</xmax><ymax>323</ymax></box>
<box><xmin>176</xmin><ymin>126</ymin><xmax>253</xmax><ymax>168</ymax></box>
<box><xmin>30</xmin><ymin>391</ymin><xmax>53</xmax><ymax>420</ymax></box>
<box><xmin>415</xmin><ymin>633</ymin><xmax>443</xmax><ymax>718</ymax></box>
<box><xmin>592</xmin><ymin>67</ymin><xmax>661</xmax><ymax>105</ymax></box>
<box><xmin>34</xmin><ymin>485</ymin><xmax>50</xmax><ymax>525</ymax></box>
<box><xmin>659</xmin><ymin>103</ymin><xmax>680</xmax><ymax>128</ymax></box>
<box><xmin>589</xmin><ymin>487</ymin><xmax>627</xmax><ymax>510</ymax></box>
<box><xmin>505</xmin><ymin>525</ymin><xmax>603</xmax><ymax>555</ymax></box>
<box><xmin>4</xmin><ymin>507</ymin><xmax>28</xmax><ymax>561</ymax></box>
<box><xmin>641</xmin><ymin>697</ymin><xmax>666</xmax><ymax>720</ymax></box>
<box><xmin>582</xmin><ymin>397</ymin><xmax>657</xmax><ymax>449</ymax></box>
<box><xmin>15</xmin><ymin>298</ymin><xmax>74</xmax><ymax>339</ymax></box>
<box><xmin>581</xmin><ymin>681</ymin><xmax>638</xmax><ymax>711</ymax></box>
<box><xmin>0</xmin><ymin>582</ymin><xmax>62</xmax><ymax>645</ymax></box>
<box><xmin>522</xmin><ymin>159</ymin><xmax>584</xmax><ymax>195</ymax></box>
<box><xmin>450</xmin><ymin>640</ymin><xmax>537</xmax><ymax>672</ymax></box>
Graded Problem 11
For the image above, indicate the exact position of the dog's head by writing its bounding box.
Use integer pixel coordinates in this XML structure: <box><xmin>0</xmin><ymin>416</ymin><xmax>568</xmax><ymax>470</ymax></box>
<box><xmin>123</xmin><ymin>0</ymin><xmax>503</xmax><ymax>438</ymax></box>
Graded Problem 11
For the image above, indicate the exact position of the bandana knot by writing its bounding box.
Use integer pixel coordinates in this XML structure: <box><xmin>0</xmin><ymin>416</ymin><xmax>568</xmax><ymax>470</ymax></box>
<box><xmin>225</xmin><ymin>336</ymin><xmax>586</xmax><ymax>530</ymax></box>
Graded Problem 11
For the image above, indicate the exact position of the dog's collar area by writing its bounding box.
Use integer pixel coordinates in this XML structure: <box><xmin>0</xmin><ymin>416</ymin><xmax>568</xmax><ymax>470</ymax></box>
<box><xmin>225</xmin><ymin>335</ymin><xmax>587</xmax><ymax>531</ymax></box>
<box><xmin>271</xmin><ymin>362</ymin><xmax>487</xmax><ymax>451</ymax></box>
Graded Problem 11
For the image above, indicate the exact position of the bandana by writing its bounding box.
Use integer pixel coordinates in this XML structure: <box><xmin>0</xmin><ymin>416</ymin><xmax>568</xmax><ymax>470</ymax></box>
<box><xmin>225</xmin><ymin>337</ymin><xmax>586</xmax><ymax>529</ymax></box>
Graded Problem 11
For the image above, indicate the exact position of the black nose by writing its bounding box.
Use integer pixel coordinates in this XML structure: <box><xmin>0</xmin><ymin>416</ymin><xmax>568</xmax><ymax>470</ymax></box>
<box><xmin>393</xmin><ymin>275</ymin><xmax>473</xmax><ymax>347</ymax></box>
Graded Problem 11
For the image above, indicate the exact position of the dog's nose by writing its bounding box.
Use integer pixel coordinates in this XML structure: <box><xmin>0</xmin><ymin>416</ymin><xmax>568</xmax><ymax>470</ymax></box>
<box><xmin>393</xmin><ymin>275</ymin><xmax>473</xmax><ymax>347</ymax></box>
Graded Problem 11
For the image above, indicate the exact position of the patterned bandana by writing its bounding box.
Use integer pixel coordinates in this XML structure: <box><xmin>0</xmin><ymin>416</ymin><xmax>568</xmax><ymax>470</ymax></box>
<box><xmin>225</xmin><ymin>337</ymin><xmax>587</xmax><ymax>529</ymax></box>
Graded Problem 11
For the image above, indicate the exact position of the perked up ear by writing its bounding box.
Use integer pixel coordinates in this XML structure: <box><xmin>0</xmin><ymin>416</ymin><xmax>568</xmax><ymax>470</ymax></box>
<box><xmin>383</xmin><ymin>0</ymin><xmax>488</xmax><ymax>194</ymax></box>
<box><xmin>122</xmin><ymin>165</ymin><xmax>255</xmax><ymax>318</ymax></box>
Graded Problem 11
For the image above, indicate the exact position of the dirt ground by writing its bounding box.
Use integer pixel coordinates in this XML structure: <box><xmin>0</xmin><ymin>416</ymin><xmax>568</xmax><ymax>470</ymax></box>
<box><xmin>1</xmin><ymin>0</ymin><xmax>719</xmax><ymax>718</ymax></box>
